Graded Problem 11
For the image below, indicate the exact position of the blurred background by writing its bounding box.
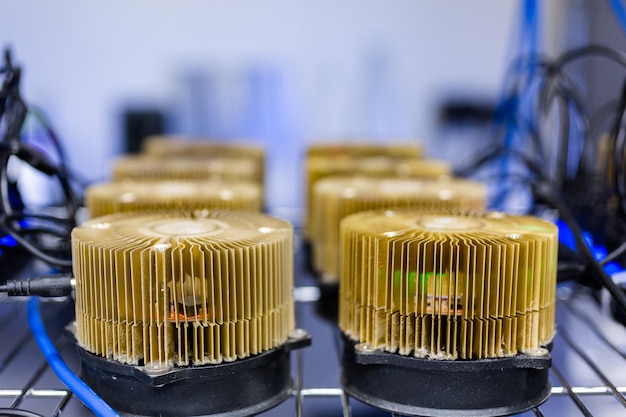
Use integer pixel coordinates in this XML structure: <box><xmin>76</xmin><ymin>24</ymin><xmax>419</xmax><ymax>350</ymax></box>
<box><xmin>4</xmin><ymin>2</ymin><xmax>626</xmax><ymax>417</ymax></box>
<box><xmin>1</xmin><ymin>0</ymin><xmax>598</xmax><ymax>217</ymax></box>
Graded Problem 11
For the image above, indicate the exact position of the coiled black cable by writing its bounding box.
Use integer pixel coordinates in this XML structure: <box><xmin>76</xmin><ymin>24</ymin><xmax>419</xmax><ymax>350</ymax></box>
<box><xmin>0</xmin><ymin>49</ymin><xmax>78</xmax><ymax>271</ymax></box>
<box><xmin>457</xmin><ymin>44</ymin><xmax>626</xmax><ymax>313</ymax></box>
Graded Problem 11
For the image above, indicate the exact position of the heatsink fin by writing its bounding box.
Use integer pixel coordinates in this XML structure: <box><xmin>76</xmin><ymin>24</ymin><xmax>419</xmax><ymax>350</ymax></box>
<box><xmin>339</xmin><ymin>210</ymin><xmax>557</xmax><ymax>360</ymax></box>
<box><xmin>86</xmin><ymin>180</ymin><xmax>262</xmax><ymax>218</ymax></box>
<box><xmin>72</xmin><ymin>211</ymin><xmax>294</xmax><ymax>368</ymax></box>
<box><xmin>311</xmin><ymin>177</ymin><xmax>486</xmax><ymax>282</ymax></box>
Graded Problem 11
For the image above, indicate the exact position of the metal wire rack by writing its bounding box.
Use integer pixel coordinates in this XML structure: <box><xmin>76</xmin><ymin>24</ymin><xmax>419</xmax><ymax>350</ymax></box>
<box><xmin>1</xmin><ymin>255</ymin><xmax>626</xmax><ymax>416</ymax></box>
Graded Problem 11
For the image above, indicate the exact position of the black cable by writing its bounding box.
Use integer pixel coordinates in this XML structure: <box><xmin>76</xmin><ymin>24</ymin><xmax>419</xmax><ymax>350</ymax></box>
<box><xmin>16</xmin><ymin>226</ymin><xmax>70</xmax><ymax>239</ymax></box>
<box><xmin>27</xmin><ymin>107</ymin><xmax>68</xmax><ymax>168</ymax></box>
<box><xmin>540</xmin><ymin>47</ymin><xmax>625</xmax><ymax>189</ymax></box>
<box><xmin>612</xmin><ymin>80</ymin><xmax>626</xmax><ymax>217</ymax></box>
<box><xmin>499</xmin><ymin>52</ymin><xmax>551</xmax><ymax>110</ymax></box>
<box><xmin>557</xmin><ymin>72</ymin><xmax>590</xmax><ymax>171</ymax></box>
<box><xmin>540</xmin><ymin>69</ymin><xmax>589</xmax><ymax>122</ymax></box>
<box><xmin>555</xmin><ymin>44</ymin><xmax>626</xmax><ymax>70</ymax></box>
<box><xmin>589</xmin><ymin>99</ymin><xmax>620</xmax><ymax>136</ymax></box>
<box><xmin>3</xmin><ymin>95</ymin><xmax>26</xmax><ymax>141</ymax></box>
<box><xmin>0</xmin><ymin>409</ymin><xmax>45</xmax><ymax>417</ymax></box>
<box><xmin>0</xmin><ymin>50</ymin><xmax>77</xmax><ymax>270</ymax></box>
<box><xmin>496</xmin><ymin>109</ymin><xmax>547</xmax><ymax>165</ymax></box>
<box><xmin>3</xmin><ymin>212</ymin><xmax>75</xmax><ymax>224</ymax></box>
<box><xmin>582</xmin><ymin>99</ymin><xmax>620</xmax><ymax>177</ymax></box>
<box><xmin>0</xmin><ymin>214</ymin><xmax>72</xmax><ymax>268</ymax></box>
<box><xmin>555</xmin><ymin>85</ymin><xmax>572</xmax><ymax>185</ymax></box>
<box><xmin>57</xmin><ymin>170</ymin><xmax>78</xmax><ymax>227</ymax></box>
<box><xmin>475</xmin><ymin>172</ymin><xmax>535</xmax><ymax>185</ymax></box>
<box><xmin>1</xmin><ymin>67</ymin><xmax>27</xmax><ymax>142</ymax></box>
<box><xmin>558</xmin><ymin>262</ymin><xmax>587</xmax><ymax>273</ymax></box>
<box><xmin>489</xmin><ymin>47</ymin><xmax>619</xmax><ymax>190</ymax></box>
<box><xmin>460</xmin><ymin>45</ymin><xmax>626</xmax><ymax>293</ymax></box>
<box><xmin>454</xmin><ymin>145</ymin><xmax>548</xmax><ymax>181</ymax></box>
<box><xmin>0</xmin><ymin>145</ymin><xmax>77</xmax><ymax>267</ymax></box>
<box><xmin>0</xmin><ymin>152</ymin><xmax>14</xmax><ymax>216</ymax></box>
<box><xmin>535</xmin><ymin>69</ymin><xmax>589</xmax><ymax>185</ymax></box>
<box><xmin>558</xmin><ymin>262</ymin><xmax>587</xmax><ymax>282</ymax></box>
<box><xmin>533</xmin><ymin>182</ymin><xmax>626</xmax><ymax>311</ymax></box>
<box><xmin>601</xmin><ymin>240</ymin><xmax>626</xmax><ymax>265</ymax></box>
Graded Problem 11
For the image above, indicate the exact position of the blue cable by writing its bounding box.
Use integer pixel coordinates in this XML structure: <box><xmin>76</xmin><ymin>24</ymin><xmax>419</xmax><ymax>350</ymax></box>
<box><xmin>608</xmin><ymin>0</ymin><xmax>626</xmax><ymax>36</ymax></box>
<box><xmin>556</xmin><ymin>220</ymin><xmax>624</xmax><ymax>275</ymax></box>
<box><xmin>493</xmin><ymin>0</ymin><xmax>539</xmax><ymax>210</ymax></box>
<box><xmin>27</xmin><ymin>297</ymin><xmax>120</xmax><ymax>417</ymax></box>
<box><xmin>522</xmin><ymin>0</ymin><xmax>538</xmax><ymax>59</ymax></box>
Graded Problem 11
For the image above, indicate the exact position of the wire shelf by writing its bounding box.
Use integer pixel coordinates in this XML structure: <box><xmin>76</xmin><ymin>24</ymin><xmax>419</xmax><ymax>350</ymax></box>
<box><xmin>1</xmin><ymin>259</ymin><xmax>626</xmax><ymax>416</ymax></box>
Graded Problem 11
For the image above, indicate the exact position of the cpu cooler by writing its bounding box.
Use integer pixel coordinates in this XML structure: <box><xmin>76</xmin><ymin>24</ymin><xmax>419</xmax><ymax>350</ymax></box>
<box><xmin>339</xmin><ymin>209</ymin><xmax>557</xmax><ymax>416</ymax></box>
<box><xmin>71</xmin><ymin>210</ymin><xmax>308</xmax><ymax>416</ymax></box>
<box><xmin>85</xmin><ymin>180</ymin><xmax>262</xmax><ymax>218</ymax></box>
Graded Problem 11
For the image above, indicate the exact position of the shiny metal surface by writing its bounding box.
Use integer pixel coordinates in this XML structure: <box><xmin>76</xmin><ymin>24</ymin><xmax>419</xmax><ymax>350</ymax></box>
<box><xmin>1</xmin><ymin>254</ymin><xmax>626</xmax><ymax>416</ymax></box>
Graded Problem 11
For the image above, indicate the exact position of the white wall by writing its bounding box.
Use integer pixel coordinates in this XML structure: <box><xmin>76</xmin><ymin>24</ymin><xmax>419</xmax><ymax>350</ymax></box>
<box><xmin>1</xmin><ymin>0</ymin><xmax>519</xmax><ymax>213</ymax></box>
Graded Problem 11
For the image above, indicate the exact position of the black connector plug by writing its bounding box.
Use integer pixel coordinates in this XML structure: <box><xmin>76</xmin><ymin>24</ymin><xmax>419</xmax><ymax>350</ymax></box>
<box><xmin>0</xmin><ymin>274</ymin><xmax>74</xmax><ymax>297</ymax></box>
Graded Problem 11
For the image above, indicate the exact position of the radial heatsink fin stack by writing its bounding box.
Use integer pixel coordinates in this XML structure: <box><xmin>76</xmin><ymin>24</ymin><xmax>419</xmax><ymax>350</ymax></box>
<box><xmin>310</xmin><ymin>177</ymin><xmax>486</xmax><ymax>282</ymax></box>
<box><xmin>71</xmin><ymin>211</ymin><xmax>294</xmax><ymax>368</ymax></box>
<box><xmin>393</xmin><ymin>159</ymin><xmax>451</xmax><ymax>178</ymax></box>
<box><xmin>112</xmin><ymin>156</ymin><xmax>263</xmax><ymax>189</ymax></box>
<box><xmin>306</xmin><ymin>156</ymin><xmax>450</xmax><ymax>193</ymax></box>
<box><xmin>339</xmin><ymin>210</ymin><xmax>558</xmax><ymax>360</ymax></box>
<box><xmin>143</xmin><ymin>135</ymin><xmax>264</xmax><ymax>163</ymax></box>
<box><xmin>305</xmin><ymin>154</ymin><xmax>448</xmax><ymax>237</ymax></box>
<box><xmin>85</xmin><ymin>180</ymin><xmax>263</xmax><ymax>218</ymax></box>
<box><xmin>306</xmin><ymin>142</ymin><xmax>423</xmax><ymax>158</ymax></box>
<box><xmin>141</xmin><ymin>135</ymin><xmax>266</xmax><ymax>184</ymax></box>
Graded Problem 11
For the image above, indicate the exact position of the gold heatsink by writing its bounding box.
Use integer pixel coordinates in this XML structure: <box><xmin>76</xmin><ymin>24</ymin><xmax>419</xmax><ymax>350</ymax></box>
<box><xmin>142</xmin><ymin>135</ymin><xmax>265</xmax><ymax>162</ymax></box>
<box><xmin>306</xmin><ymin>142</ymin><xmax>422</xmax><ymax>158</ymax></box>
<box><xmin>112</xmin><ymin>156</ymin><xmax>263</xmax><ymax>188</ymax></box>
<box><xmin>85</xmin><ymin>180</ymin><xmax>263</xmax><ymax>218</ymax></box>
<box><xmin>394</xmin><ymin>159</ymin><xmax>451</xmax><ymax>178</ymax></box>
<box><xmin>141</xmin><ymin>135</ymin><xmax>265</xmax><ymax>182</ymax></box>
<box><xmin>71</xmin><ymin>211</ymin><xmax>294</xmax><ymax>368</ymax></box>
<box><xmin>304</xmin><ymin>155</ymin><xmax>450</xmax><ymax>237</ymax></box>
<box><xmin>310</xmin><ymin>177</ymin><xmax>486</xmax><ymax>282</ymax></box>
<box><xmin>339</xmin><ymin>210</ymin><xmax>558</xmax><ymax>360</ymax></box>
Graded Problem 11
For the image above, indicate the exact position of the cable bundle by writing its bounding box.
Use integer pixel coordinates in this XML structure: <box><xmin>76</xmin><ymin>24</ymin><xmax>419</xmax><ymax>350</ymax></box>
<box><xmin>72</xmin><ymin>211</ymin><xmax>294</xmax><ymax>367</ymax></box>
<box><xmin>339</xmin><ymin>210</ymin><xmax>557</xmax><ymax>360</ymax></box>
<box><xmin>310</xmin><ymin>177</ymin><xmax>486</xmax><ymax>282</ymax></box>
<box><xmin>0</xmin><ymin>50</ymin><xmax>78</xmax><ymax>270</ymax></box>
<box><xmin>85</xmin><ymin>180</ymin><xmax>263</xmax><ymax>218</ymax></box>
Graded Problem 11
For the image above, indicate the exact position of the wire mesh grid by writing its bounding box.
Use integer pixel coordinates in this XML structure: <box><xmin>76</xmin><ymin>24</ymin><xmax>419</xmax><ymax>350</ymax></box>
<box><xmin>1</xmin><ymin>269</ymin><xmax>626</xmax><ymax>416</ymax></box>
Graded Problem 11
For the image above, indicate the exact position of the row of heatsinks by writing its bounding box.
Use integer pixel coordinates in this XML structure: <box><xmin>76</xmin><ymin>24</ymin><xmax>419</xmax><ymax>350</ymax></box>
<box><xmin>73</xmin><ymin>136</ymin><xmax>556</xmax><ymax>367</ymax></box>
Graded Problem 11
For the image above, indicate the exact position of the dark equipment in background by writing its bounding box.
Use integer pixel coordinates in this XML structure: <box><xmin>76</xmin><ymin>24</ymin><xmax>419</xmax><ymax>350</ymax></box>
<box><xmin>123</xmin><ymin>109</ymin><xmax>165</xmax><ymax>154</ymax></box>
<box><xmin>0</xmin><ymin>49</ymin><xmax>80</xmax><ymax>274</ymax></box>
<box><xmin>5</xmin><ymin>2</ymin><xmax>626</xmax><ymax>414</ymax></box>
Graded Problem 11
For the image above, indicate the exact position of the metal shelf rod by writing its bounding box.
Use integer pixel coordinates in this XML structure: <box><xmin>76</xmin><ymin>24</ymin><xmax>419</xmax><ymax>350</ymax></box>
<box><xmin>563</xmin><ymin>298</ymin><xmax>626</xmax><ymax>361</ymax></box>
<box><xmin>551</xmin><ymin>365</ymin><xmax>594</xmax><ymax>417</ymax></box>
<box><xmin>558</xmin><ymin>327</ymin><xmax>626</xmax><ymax>407</ymax></box>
